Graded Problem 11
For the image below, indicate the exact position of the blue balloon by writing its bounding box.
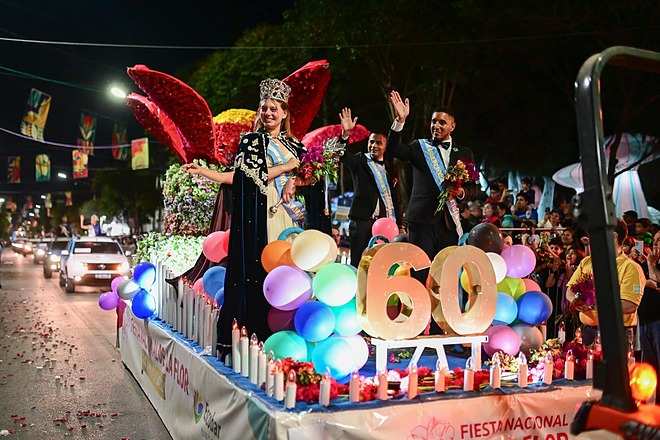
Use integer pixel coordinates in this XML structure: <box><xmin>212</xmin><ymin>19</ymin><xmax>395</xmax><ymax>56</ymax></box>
<box><xmin>312</xmin><ymin>336</ymin><xmax>355</xmax><ymax>379</ymax></box>
<box><xmin>133</xmin><ymin>262</ymin><xmax>156</xmax><ymax>290</ymax></box>
<box><xmin>203</xmin><ymin>266</ymin><xmax>226</xmax><ymax>296</ymax></box>
<box><xmin>516</xmin><ymin>291</ymin><xmax>553</xmax><ymax>325</ymax></box>
<box><xmin>294</xmin><ymin>301</ymin><xmax>335</xmax><ymax>342</ymax></box>
<box><xmin>494</xmin><ymin>292</ymin><xmax>518</xmax><ymax>325</ymax></box>
<box><xmin>132</xmin><ymin>289</ymin><xmax>156</xmax><ymax>319</ymax></box>
<box><xmin>214</xmin><ymin>287</ymin><xmax>224</xmax><ymax>307</ymax></box>
<box><xmin>278</xmin><ymin>227</ymin><xmax>304</xmax><ymax>241</ymax></box>
<box><xmin>331</xmin><ymin>298</ymin><xmax>361</xmax><ymax>336</ymax></box>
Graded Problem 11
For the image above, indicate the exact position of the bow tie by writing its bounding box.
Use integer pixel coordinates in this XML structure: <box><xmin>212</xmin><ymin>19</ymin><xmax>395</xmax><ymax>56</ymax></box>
<box><xmin>432</xmin><ymin>140</ymin><xmax>451</xmax><ymax>150</ymax></box>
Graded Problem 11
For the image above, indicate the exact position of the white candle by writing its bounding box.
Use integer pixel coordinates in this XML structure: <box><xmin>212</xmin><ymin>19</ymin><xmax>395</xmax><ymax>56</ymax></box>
<box><xmin>349</xmin><ymin>371</ymin><xmax>360</xmax><ymax>403</ymax></box>
<box><xmin>518</xmin><ymin>352</ymin><xmax>528</xmax><ymax>388</ymax></box>
<box><xmin>377</xmin><ymin>370</ymin><xmax>388</xmax><ymax>400</ymax></box>
<box><xmin>564</xmin><ymin>350</ymin><xmax>574</xmax><ymax>380</ymax></box>
<box><xmin>408</xmin><ymin>364</ymin><xmax>418</xmax><ymax>399</ymax></box>
<box><xmin>257</xmin><ymin>343</ymin><xmax>267</xmax><ymax>388</ymax></box>
<box><xmin>274</xmin><ymin>363</ymin><xmax>284</xmax><ymax>401</ymax></box>
<box><xmin>586</xmin><ymin>351</ymin><xmax>594</xmax><ymax>380</ymax></box>
<box><xmin>240</xmin><ymin>327</ymin><xmax>249</xmax><ymax>377</ymax></box>
<box><xmin>285</xmin><ymin>370</ymin><xmax>297</xmax><ymax>409</ymax></box>
<box><xmin>558</xmin><ymin>323</ymin><xmax>566</xmax><ymax>344</ymax></box>
<box><xmin>231</xmin><ymin>319</ymin><xmax>240</xmax><ymax>373</ymax></box>
<box><xmin>463</xmin><ymin>357</ymin><xmax>475</xmax><ymax>391</ymax></box>
<box><xmin>434</xmin><ymin>368</ymin><xmax>447</xmax><ymax>393</ymax></box>
<box><xmin>490</xmin><ymin>355</ymin><xmax>502</xmax><ymax>389</ymax></box>
<box><xmin>249</xmin><ymin>333</ymin><xmax>259</xmax><ymax>384</ymax></box>
<box><xmin>224</xmin><ymin>353</ymin><xmax>232</xmax><ymax>367</ymax></box>
<box><xmin>266</xmin><ymin>358</ymin><xmax>275</xmax><ymax>397</ymax></box>
<box><xmin>543</xmin><ymin>353</ymin><xmax>554</xmax><ymax>384</ymax></box>
<box><xmin>319</xmin><ymin>372</ymin><xmax>331</xmax><ymax>406</ymax></box>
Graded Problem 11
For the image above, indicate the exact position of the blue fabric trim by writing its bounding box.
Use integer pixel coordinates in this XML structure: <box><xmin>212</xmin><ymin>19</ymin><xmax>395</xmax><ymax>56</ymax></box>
<box><xmin>365</xmin><ymin>153</ymin><xmax>396</xmax><ymax>220</ymax></box>
<box><xmin>419</xmin><ymin>139</ymin><xmax>447</xmax><ymax>191</ymax></box>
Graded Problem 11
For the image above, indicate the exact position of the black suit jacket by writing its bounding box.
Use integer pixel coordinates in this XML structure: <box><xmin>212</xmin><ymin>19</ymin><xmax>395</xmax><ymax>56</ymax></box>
<box><xmin>342</xmin><ymin>151</ymin><xmax>399</xmax><ymax>222</ymax></box>
<box><xmin>386</xmin><ymin>130</ymin><xmax>477</xmax><ymax>225</ymax></box>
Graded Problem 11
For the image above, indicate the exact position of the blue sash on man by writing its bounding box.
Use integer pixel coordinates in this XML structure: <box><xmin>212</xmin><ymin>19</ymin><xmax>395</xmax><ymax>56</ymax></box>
<box><xmin>364</xmin><ymin>153</ymin><xmax>396</xmax><ymax>220</ymax></box>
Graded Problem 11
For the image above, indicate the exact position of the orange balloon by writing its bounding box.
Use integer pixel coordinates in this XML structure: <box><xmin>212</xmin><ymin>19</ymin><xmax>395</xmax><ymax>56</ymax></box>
<box><xmin>277</xmin><ymin>248</ymin><xmax>296</xmax><ymax>267</ymax></box>
<box><xmin>579</xmin><ymin>310</ymin><xmax>598</xmax><ymax>326</ymax></box>
<box><xmin>261</xmin><ymin>240</ymin><xmax>292</xmax><ymax>272</ymax></box>
<box><xmin>522</xmin><ymin>278</ymin><xmax>542</xmax><ymax>293</ymax></box>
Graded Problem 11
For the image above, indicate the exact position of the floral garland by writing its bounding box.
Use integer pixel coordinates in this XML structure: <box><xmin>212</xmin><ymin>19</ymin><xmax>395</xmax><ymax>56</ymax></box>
<box><xmin>134</xmin><ymin>232</ymin><xmax>204</xmax><ymax>276</ymax></box>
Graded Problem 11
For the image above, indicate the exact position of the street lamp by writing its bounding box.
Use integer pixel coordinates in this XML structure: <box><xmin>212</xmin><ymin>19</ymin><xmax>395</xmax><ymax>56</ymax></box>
<box><xmin>57</xmin><ymin>172</ymin><xmax>67</xmax><ymax>179</ymax></box>
<box><xmin>109</xmin><ymin>85</ymin><xmax>127</xmax><ymax>99</ymax></box>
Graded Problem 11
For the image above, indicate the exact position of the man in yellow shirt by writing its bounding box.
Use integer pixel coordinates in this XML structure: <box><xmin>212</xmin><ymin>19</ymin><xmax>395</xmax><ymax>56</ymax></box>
<box><xmin>566</xmin><ymin>220</ymin><xmax>645</xmax><ymax>345</ymax></box>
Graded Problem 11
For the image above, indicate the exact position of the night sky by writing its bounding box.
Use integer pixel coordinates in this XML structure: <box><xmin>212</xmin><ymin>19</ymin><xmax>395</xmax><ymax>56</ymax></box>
<box><xmin>0</xmin><ymin>0</ymin><xmax>294</xmax><ymax>198</ymax></box>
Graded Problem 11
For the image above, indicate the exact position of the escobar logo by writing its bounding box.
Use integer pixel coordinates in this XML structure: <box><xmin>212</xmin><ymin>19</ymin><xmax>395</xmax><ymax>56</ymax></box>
<box><xmin>193</xmin><ymin>390</ymin><xmax>221</xmax><ymax>438</ymax></box>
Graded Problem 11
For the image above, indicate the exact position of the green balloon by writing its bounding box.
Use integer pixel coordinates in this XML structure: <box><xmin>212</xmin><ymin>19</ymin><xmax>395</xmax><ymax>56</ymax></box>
<box><xmin>263</xmin><ymin>330</ymin><xmax>308</xmax><ymax>361</ymax></box>
<box><xmin>312</xmin><ymin>263</ymin><xmax>357</xmax><ymax>307</ymax></box>
<box><xmin>497</xmin><ymin>277</ymin><xmax>526</xmax><ymax>299</ymax></box>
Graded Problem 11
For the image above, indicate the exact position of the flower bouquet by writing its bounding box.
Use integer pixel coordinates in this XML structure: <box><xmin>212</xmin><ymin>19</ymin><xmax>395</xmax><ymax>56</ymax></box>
<box><xmin>298</xmin><ymin>137</ymin><xmax>345</xmax><ymax>185</ymax></box>
<box><xmin>435</xmin><ymin>160</ymin><xmax>474</xmax><ymax>214</ymax></box>
<box><xmin>569</xmin><ymin>273</ymin><xmax>596</xmax><ymax>312</ymax></box>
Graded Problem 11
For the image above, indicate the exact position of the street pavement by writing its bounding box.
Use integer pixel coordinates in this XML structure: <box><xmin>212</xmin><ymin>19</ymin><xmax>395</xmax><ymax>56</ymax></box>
<box><xmin>0</xmin><ymin>249</ymin><xmax>171</xmax><ymax>439</ymax></box>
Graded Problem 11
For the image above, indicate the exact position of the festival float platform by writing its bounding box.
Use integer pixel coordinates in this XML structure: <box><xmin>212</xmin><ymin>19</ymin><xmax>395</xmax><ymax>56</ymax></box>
<box><xmin>120</xmin><ymin>307</ymin><xmax>598</xmax><ymax>440</ymax></box>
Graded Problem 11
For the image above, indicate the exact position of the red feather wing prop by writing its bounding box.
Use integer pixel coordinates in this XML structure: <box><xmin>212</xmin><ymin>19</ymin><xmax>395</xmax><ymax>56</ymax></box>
<box><xmin>301</xmin><ymin>124</ymin><xmax>370</xmax><ymax>149</ymax></box>
<box><xmin>126</xmin><ymin>65</ymin><xmax>216</xmax><ymax>162</ymax></box>
<box><xmin>283</xmin><ymin>60</ymin><xmax>331</xmax><ymax>140</ymax></box>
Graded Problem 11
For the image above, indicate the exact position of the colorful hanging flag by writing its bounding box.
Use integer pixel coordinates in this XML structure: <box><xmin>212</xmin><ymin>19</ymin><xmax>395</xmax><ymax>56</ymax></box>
<box><xmin>131</xmin><ymin>137</ymin><xmax>149</xmax><ymax>170</ymax></box>
<box><xmin>65</xmin><ymin>191</ymin><xmax>73</xmax><ymax>207</ymax></box>
<box><xmin>72</xmin><ymin>149</ymin><xmax>88</xmax><ymax>179</ymax></box>
<box><xmin>20</xmin><ymin>88</ymin><xmax>52</xmax><ymax>141</ymax></box>
<box><xmin>35</xmin><ymin>154</ymin><xmax>51</xmax><ymax>182</ymax></box>
<box><xmin>77</xmin><ymin>112</ymin><xmax>97</xmax><ymax>156</ymax></box>
<box><xmin>7</xmin><ymin>156</ymin><xmax>20</xmax><ymax>183</ymax></box>
<box><xmin>112</xmin><ymin>121</ymin><xmax>129</xmax><ymax>160</ymax></box>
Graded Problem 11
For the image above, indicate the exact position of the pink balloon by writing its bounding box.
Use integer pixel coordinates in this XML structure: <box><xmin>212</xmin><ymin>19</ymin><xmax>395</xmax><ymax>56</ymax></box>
<box><xmin>99</xmin><ymin>291</ymin><xmax>120</xmax><ymax>311</ymax></box>
<box><xmin>484</xmin><ymin>325</ymin><xmax>521</xmax><ymax>356</ymax></box>
<box><xmin>371</xmin><ymin>217</ymin><xmax>398</xmax><ymax>242</ymax></box>
<box><xmin>522</xmin><ymin>278</ymin><xmax>541</xmax><ymax>293</ymax></box>
<box><xmin>111</xmin><ymin>276</ymin><xmax>126</xmax><ymax>295</ymax></box>
<box><xmin>501</xmin><ymin>245</ymin><xmax>536</xmax><ymax>278</ymax></box>
<box><xmin>203</xmin><ymin>231</ymin><xmax>230</xmax><ymax>263</ymax></box>
<box><xmin>193</xmin><ymin>278</ymin><xmax>206</xmax><ymax>296</ymax></box>
<box><xmin>267</xmin><ymin>308</ymin><xmax>296</xmax><ymax>332</ymax></box>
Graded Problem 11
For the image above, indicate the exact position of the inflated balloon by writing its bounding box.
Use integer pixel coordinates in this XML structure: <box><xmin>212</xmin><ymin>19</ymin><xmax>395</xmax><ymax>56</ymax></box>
<box><xmin>579</xmin><ymin>310</ymin><xmax>598</xmax><ymax>326</ymax></box>
<box><xmin>263</xmin><ymin>330</ymin><xmax>307</xmax><ymax>361</ymax></box>
<box><xmin>487</xmin><ymin>252</ymin><xmax>507</xmax><ymax>283</ymax></box>
<box><xmin>501</xmin><ymin>245</ymin><xmax>536</xmax><ymax>278</ymax></box>
<box><xmin>294</xmin><ymin>301</ymin><xmax>336</xmax><ymax>342</ymax></box>
<box><xmin>290</xmin><ymin>230</ymin><xmax>332</xmax><ymax>271</ymax></box>
<box><xmin>392</xmin><ymin>233</ymin><xmax>408</xmax><ymax>243</ymax></box>
<box><xmin>133</xmin><ymin>262</ymin><xmax>157</xmax><ymax>290</ymax></box>
<box><xmin>484</xmin><ymin>325</ymin><xmax>521</xmax><ymax>356</ymax></box>
<box><xmin>267</xmin><ymin>308</ymin><xmax>296</xmax><ymax>332</ymax></box>
<box><xmin>193</xmin><ymin>278</ymin><xmax>206</xmax><ymax>296</ymax></box>
<box><xmin>311</xmin><ymin>336</ymin><xmax>354</xmax><ymax>379</ymax></box>
<box><xmin>278</xmin><ymin>226</ymin><xmax>304</xmax><ymax>241</ymax></box>
<box><xmin>460</xmin><ymin>269</ymin><xmax>474</xmax><ymax>293</ymax></box>
<box><xmin>117</xmin><ymin>279</ymin><xmax>141</xmax><ymax>300</ymax></box>
<box><xmin>331</xmin><ymin>298</ymin><xmax>361</xmax><ymax>336</ymax></box>
<box><xmin>522</xmin><ymin>278</ymin><xmax>541</xmax><ymax>293</ymax></box>
<box><xmin>202</xmin><ymin>265</ymin><xmax>227</xmax><ymax>297</ymax></box>
<box><xmin>493</xmin><ymin>292</ymin><xmax>518</xmax><ymax>325</ymax></box>
<box><xmin>517</xmin><ymin>291</ymin><xmax>553</xmax><ymax>325</ymax></box>
<box><xmin>312</xmin><ymin>263</ymin><xmax>358</xmax><ymax>307</ymax></box>
<box><xmin>214</xmin><ymin>287</ymin><xmax>224</xmax><ymax>307</ymax></box>
<box><xmin>202</xmin><ymin>231</ymin><xmax>229</xmax><ymax>263</ymax></box>
<box><xmin>131</xmin><ymin>289</ymin><xmax>156</xmax><ymax>319</ymax></box>
<box><xmin>308</xmin><ymin>234</ymin><xmax>339</xmax><ymax>272</ymax></box>
<box><xmin>261</xmin><ymin>240</ymin><xmax>292</xmax><ymax>272</ymax></box>
<box><xmin>263</xmin><ymin>266</ymin><xmax>312</xmax><ymax>311</ymax></box>
<box><xmin>467</xmin><ymin>223</ymin><xmax>504</xmax><ymax>254</ymax></box>
<box><xmin>111</xmin><ymin>276</ymin><xmax>126</xmax><ymax>296</ymax></box>
<box><xmin>371</xmin><ymin>217</ymin><xmax>398</xmax><ymax>242</ymax></box>
<box><xmin>339</xmin><ymin>335</ymin><xmax>369</xmax><ymax>370</ymax></box>
<box><xmin>98</xmin><ymin>291</ymin><xmax>119</xmax><ymax>311</ymax></box>
<box><xmin>497</xmin><ymin>277</ymin><xmax>526</xmax><ymax>299</ymax></box>
<box><xmin>511</xmin><ymin>324</ymin><xmax>544</xmax><ymax>353</ymax></box>
<box><xmin>367</xmin><ymin>235</ymin><xmax>389</xmax><ymax>249</ymax></box>
<box><xmin>305</xmin><ymin>341</ymin><xmax>317</xmax><ymax>362</ymax></box>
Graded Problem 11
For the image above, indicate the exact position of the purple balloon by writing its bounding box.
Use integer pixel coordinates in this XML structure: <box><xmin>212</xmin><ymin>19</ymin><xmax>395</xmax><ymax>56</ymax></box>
<box><xmin>99</xmin><ymin>291</ymin><xmax>119</xmax><ymax>311</ymax></box>
<box><xmin>111</xmin><ymin>276</ymin><xmax>127</xmax><ymax>296</ymax></box>
<box><xmin>268</xmin><ymin>308</ymin><xmax>296</xmax><ymax>332</ymax></box>
<box><xmin>484</xmin><ymin>325</ymin><xmax>521</xmax><ymax>356</ymax></box>
<box><xmin>263</xmin><ymin>266</ymin><xmax>312</xmax><ymax>311</ymax></box>
<box><xmin>501</xmin><ymin>245</ymin><xmax>536</xmax><ymax>278</ymax></box>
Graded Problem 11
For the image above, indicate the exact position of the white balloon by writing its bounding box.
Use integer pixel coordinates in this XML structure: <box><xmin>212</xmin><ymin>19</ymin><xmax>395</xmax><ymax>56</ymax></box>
<box><xmin>291</xmin><ymin>230</ymin><xmax>331</xmax><ymax>271</ymax></box>
<box><xmin>118</xmin><ymin>279</ymin><xmax>141</xmax><ymax>300</ymax></box>
<box><xmin>338</xmin><ymin>335</ymin><xmax>369</xmax><ymax>371</ymax></box>
<box><xmin>487</xmin><ymin>252</ymin><xmax>507</xmax><ymax>283</ymax></box>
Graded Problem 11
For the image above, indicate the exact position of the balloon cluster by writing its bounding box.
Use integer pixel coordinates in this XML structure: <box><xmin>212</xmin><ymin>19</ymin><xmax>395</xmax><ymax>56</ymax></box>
<box><xmin>260</xmin><ymin>229</ymin><xmax>366</xmax><ymax>380</ymax></box>
<box><xmin>98</xmin><ymin>262</ymin><xmax>158</xmax><ymax>320</ymax></box>
<box><xmin>202</xmin><ymin>230</ymin><xmax>230</xmax><ymax>263</ymax></box>
<box><xmin>464</xmin><ymin>224</ymin><xmax>553</xmax><ymax>357</ymax></box>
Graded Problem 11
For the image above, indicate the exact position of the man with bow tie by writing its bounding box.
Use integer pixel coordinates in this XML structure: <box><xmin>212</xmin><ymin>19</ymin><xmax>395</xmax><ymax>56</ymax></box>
<box><xmin>387</xmin><ymin>90</ymin><xmax>478</xmax><ymax>262</ymax></box>
<box><xmin>338</xmin><ymin>107</ymin><xmax>400</xmax><ymax>267</ymax></box>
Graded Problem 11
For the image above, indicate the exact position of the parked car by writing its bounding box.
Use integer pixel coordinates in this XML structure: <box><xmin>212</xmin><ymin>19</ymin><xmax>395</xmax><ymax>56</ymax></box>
<box><xmin>33</xmin><ymin>240</ymin><xmax>51</xmax><ymax>264</ymax></box>
<box><xmin>43</xmin><ymin>238</ymin><xmax>70</xmax><ymax>278</ymax></box>
<box><xmin>59</xmin><ymin>237</ymin><xmax>131</xmax><ymax>293</ymax></box>
<box><xmin>11</xmin><ymin>238</ymin><xmax>29</xmax><ymax>255</ymax></box>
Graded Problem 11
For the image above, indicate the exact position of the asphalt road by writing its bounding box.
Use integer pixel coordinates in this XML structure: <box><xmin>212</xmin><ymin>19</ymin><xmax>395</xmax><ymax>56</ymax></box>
<box><xmin>0</xmin><ymin>248</ymin><xmax>171</xmax><ymax>440</ymax></box>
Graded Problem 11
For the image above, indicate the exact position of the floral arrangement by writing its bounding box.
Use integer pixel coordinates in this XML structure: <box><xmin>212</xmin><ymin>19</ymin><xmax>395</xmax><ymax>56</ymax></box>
<box><xmin>436</xmin><ymin>160</ymin><xmax>474</xmax><ymax>213</ymax></box>
<box><xmin>278</xmin><ymin>358</ymin><xmax>344</xmax><ymax>402</ymax></box>
<box><xmin>527</xmin><ymin>338</ymin><xmax>599</xmax><ymax>382</ymax></box>
<box><xmin>213</xmin><ymin>109</ymin><xmax>255</xmax><ymax>166</ymax></box>
<box><xmin>162</xmin><ymin>159</ymin><xmax>225</xmax><ymax>236</ymax></box>
<box><xmin>298</xmin><ymin>137</ymin><xmax>344</xmax><ymax>184</ymax></box>
<box><xmin>569</xmin><ymin>273</ymin><xmax>596</xmax><ymax>310</ymax></box>
<box><xmin>134</xmin><ymin>232</ymin><xmax>204</xmax><ymax>276</ymax></box>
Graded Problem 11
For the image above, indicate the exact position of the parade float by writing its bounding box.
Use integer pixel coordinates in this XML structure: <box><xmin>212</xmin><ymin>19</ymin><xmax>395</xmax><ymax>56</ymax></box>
<box><xmin>98</xmin><ymin>62</ymin><xmax>600</xmax><ymax>440</ymax></box>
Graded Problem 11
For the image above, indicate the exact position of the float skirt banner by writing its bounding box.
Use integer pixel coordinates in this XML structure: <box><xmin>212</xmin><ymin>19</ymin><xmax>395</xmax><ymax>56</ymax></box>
<box><xmin>112</xmin><ymin>121</ymin><xmax>129</xmax><ymax>160</ymax></box>
<box><xmin>72</xmin><ymin>149</ymin><xmax>88</xmax><ymax>179</ymax></box>
<box><xmin>35</xmin><ymin>154</ymin><xmax>50</xmax><ymax>181</ymax></box>
<box><xmin>77</xmin><ymin>112</ymin><xmax>97</xmax><ymax>155</ymax></box>
<box><xmin>131</xmin><ymin>137</ymin><xmax>149</xmax><ymax>170</ymax></box>
<box><xmin>20</xmin><ymin>88</ymin><xmax>51</xmax><ymax>141</ymax></box>
<box><xmin>7</xmin><ymin>156</ymin><xmax>20</xmax><ymax>183</ymax></box>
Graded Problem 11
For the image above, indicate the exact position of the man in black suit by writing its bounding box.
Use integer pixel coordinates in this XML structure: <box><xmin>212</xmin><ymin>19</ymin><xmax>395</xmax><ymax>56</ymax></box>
<box><xmin>386</xmin><ymin>91</ymin><xmax>477</xmax><ymax>261</ymax></box>
<box><xmin>338</xmin><ymin>108</ymin><xmax>399</xmax><ymax>267</ymax></box>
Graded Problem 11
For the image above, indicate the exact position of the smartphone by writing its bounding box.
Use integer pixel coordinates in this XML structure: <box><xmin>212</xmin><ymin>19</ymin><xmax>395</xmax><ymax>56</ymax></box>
<box><xmin>634</xmin><ymin>240</ymin><xmax>644</xmax><ymax>253</ymax></box>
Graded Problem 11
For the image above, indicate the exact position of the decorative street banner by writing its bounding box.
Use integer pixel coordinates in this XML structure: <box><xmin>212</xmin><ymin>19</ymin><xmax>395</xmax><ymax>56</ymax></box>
<box><xmin>20</xmin><ymin>88</ymin><xmax>51</xmax><ymax>141</ymax></box>
<box><xmin>77</xmin><ymin>112</ymin><xmax>97</xmax><ymax>156</ymax></box>
<box><xmin>72</xmin><ymin>149</ymin><xmax>88</xmax><ymax>179</ymax></box>
<box><xmin>131</xmin><ymin>137</ymin><xmax>149</xmax><ymax>170</ymax></box>
<box><xmin>35</xmin><ymin>154</ymin><xmax>50</xmax><ymax>182</ymax></box>
<box><xmin>65</xmin><ymin>191</ymin><xmax>73</xmax><ymax>207</ymax></box>
<box><xmin>112</xmin><ymin>121</ymin><xmax>129</xmax><ymax>160</ymax></box>
<box><xmin>7</xmin><ymin>156</ymin><xmax>20</xmax><ymax>183</ymax></box>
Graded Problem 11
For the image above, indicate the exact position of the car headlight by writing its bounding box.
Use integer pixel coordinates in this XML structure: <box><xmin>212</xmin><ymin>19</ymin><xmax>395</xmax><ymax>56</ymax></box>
<box><xmin>49</xmin><ymin>255</ymin><xmax>61</xmax><ymax>262</ymax></box>
<box><xmin>119</xmin><ymin>261</ymin><xmax>130</xmax><ymax>273</ymax></box>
